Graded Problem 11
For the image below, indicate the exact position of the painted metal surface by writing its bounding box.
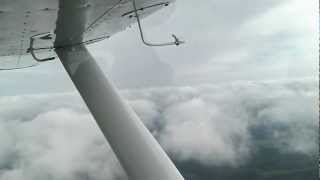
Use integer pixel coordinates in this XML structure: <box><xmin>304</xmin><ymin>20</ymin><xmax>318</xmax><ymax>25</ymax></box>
<box><xmin>56</xmin><ymin>45</ymin><xmax>184</xmax><ymax>180</ymax></box>
<box><xmin>54</xmin><ymin>2</ymin><xmax>183</xmax><ymax>178</ymax></box>
<box><xmin>0</xmin><ymin>0</ymin><xmax>173</xmax><ymax>69</ymax></box>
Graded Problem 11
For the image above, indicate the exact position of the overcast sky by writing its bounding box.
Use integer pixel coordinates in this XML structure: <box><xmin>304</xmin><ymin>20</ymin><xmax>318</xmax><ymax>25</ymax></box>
<box><xmin>0</xmin><ymin>0</ymin><xmax>318</xmax><ymax>179</ymax></box>
<box><xmin>0</xmin><ymin>0</ymin><xmax>318</xmax><ymax>94</ymax></box>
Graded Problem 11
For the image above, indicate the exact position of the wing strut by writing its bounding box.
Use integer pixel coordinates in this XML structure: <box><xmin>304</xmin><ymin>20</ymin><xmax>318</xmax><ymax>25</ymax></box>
<box><xmin>55</xmin><ymin>45</ymin><xmax>184</xmax><ymax>180</ymax></box>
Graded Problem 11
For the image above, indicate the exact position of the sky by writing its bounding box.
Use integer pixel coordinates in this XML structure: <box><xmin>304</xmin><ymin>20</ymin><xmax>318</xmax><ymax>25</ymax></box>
<box><xmin>0</xmin><ymin>0</ymin><xmax>319</xmax><ymax>179</ymax></box>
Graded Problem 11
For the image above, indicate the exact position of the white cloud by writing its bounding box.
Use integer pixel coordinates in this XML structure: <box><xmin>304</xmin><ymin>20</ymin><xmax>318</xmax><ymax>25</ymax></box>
<box><xmin>0</xmin><ymin>95</ymin><xmax>127</xmax><ymax>180</ymax></box>
<box><xmin>159</xmin><ymin>98</ymin><xmax>250</xmax><ymax>166</ymax></box>
<box><xmin>129</xmin><ymin>99</ymin><xmax>160</xmax><ymax>129</ymax></box>
<box><xmin>125</xmin><ymin>79</ymin><xmax>318</xmax><ymax>165</ymax></box>
<box><xmin>0</xmin><ymin>79</ymin><xmax>317</xmax><ymax>179</ymax></box>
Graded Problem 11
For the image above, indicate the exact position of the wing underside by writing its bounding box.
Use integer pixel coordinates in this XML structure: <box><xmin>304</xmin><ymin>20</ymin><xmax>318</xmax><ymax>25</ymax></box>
<box><xmin>0</xmin><ymin>0</ymin><xmax>172</xmax><ymax>69</ymax></box>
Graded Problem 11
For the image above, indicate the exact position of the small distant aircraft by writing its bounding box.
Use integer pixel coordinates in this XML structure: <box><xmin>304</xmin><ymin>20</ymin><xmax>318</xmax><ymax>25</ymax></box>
<box><xmin>0</xmin><ymin>0</ymin><xmax>184</xmax><ymax>179</ymax></box>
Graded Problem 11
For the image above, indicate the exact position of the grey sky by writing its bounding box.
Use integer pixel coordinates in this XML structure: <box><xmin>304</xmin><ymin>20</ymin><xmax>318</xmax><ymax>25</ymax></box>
<box><xmin>0</xmin><ymin>0</ymin><xmax>318</xmax><ymax>94</ymax></box>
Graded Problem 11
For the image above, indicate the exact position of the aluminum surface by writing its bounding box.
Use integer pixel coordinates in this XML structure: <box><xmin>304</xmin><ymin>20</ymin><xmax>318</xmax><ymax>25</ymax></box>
<box><xmin>0</xmin><ymin>0</ymin><xmax>173</xmax><ymax>69</ymax></box>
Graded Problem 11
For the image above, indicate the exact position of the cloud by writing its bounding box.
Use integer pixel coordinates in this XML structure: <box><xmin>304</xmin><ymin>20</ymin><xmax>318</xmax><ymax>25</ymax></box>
<box><xmin>0</xmin><ymin>79</ymin><xmax>317</xmax><ymax>179</ymax></box>
<box><xmin>159</xmin><ymin>98</ymin><xmax>250</xmax><ymax>166</ymax></box>
<box><xmin>128</xmin><ymin>99</ymin><xmax>160</xmax><ymax>130</ymax></box>
<box><xmin>0</xmin><ymin>94</ymin><xmax>127</xmax><ymax>180</ymax></box>
<box><xmin>122</xmin><ymin>78</ymin><xmax>318</xmax><ymax>166</ymax></box>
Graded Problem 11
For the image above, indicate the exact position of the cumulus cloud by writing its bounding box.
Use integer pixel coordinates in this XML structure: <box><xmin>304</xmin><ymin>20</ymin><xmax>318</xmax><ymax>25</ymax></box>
<box><xmin>0</xmin><ymin>94</ymin><xmax>128</xmax><ymax>180</ymax></box>
<box><xmin>159</xmin><ymin>98</ymin><xmax>250</xmax><ymax>166</ymax></box>
<box><xmin>123</xmin><ymin>79</ymin><xmax>318</xmax><ymax>166</ymax></box>
<box><xmin>0</xmin><ymin>79</ymin><xmax>317</xmax><ymax>180</ymax></box>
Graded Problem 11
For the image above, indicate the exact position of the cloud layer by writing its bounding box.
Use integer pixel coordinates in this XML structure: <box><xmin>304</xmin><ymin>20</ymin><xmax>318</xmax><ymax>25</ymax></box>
<box><xmin>124</xmin><ymin>78</ymin><xmax>318</xmax><ymax>165</ymax></box>
<box><xmin>0</xmin><ymin>79</ymin><xmax>317</xmax><ymax>179</ymax></box>
<box><xmin>0</xmin><ymin>94</ymin><xmax>127</xmax><ymax>180</ymax></box>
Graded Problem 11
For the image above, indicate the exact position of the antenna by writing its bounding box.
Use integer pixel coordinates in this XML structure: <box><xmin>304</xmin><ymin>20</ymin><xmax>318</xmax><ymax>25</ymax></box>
<box><xmin>131</xmin><ymin>0</ymin><xmax>185</xmax><ymax>47</ymax></box>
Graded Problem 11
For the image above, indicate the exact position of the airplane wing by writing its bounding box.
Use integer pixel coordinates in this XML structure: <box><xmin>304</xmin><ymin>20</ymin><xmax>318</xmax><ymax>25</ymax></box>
<box><xmin>0</xmin><ymin>0</ymin><xmax>184</xmax><ymax>180</ymax></box>
<box><xmin>0</xmin><ymin>0</ymin><xmax>172</xmax><ymax>69</ymax></box>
